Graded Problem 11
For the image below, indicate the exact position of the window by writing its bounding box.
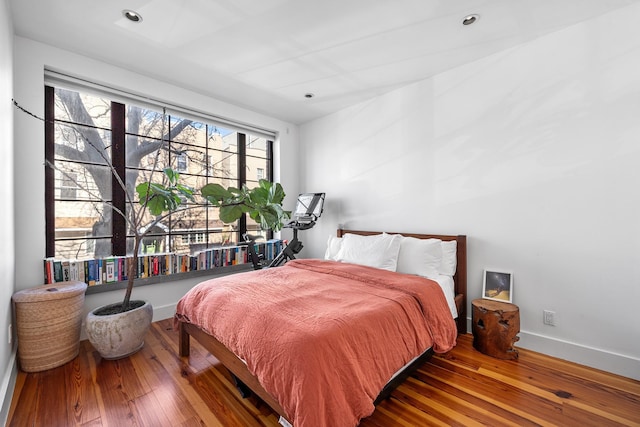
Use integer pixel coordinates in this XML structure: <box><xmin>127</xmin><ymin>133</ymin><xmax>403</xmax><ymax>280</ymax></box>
<box><xmin>45</xmin><ymin>85</ymin><xmax>273</xmax><ymax>260</ymax></box>
<box><xmin>59</xmin><ymin>172</ymin><xmax>78</xmax><ymax>199</ymax></box>
<box><xmin>176</xmin><ymin>153</ymin><xmax>188</xmax><ymax>172</ymax></box>
<box><xmin>181</xmin><ymin>232</ymin><xmax>206</xmax><ymax>245</ymax></box>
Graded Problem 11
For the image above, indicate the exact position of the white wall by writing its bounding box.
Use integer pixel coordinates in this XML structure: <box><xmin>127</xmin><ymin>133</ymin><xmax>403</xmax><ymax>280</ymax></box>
<box><xmin>0</xmin><ymin>0</ymin><xmax>15</xmax><ymax>422</ymax></box>
<box><xmin>300</xmin><ymin>4</ymin><xmax>640</xmax><ymax>380</ymax></box>
<box><xmin>12</xmin><ymin>37</ymin><xmax>300</xmax><ymax>327</ymax></box>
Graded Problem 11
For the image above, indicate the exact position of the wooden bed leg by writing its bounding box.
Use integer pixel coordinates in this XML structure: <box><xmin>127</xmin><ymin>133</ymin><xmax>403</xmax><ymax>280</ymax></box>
<box><xmin>178</xmin><ymin>322</ymin><xmax>190</xmax><ymax>357</ymax></box>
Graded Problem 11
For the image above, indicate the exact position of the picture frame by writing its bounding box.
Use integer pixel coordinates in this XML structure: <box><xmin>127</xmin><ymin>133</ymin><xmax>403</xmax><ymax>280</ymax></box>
<box><xmin>482</xmin><ymin>269</ymin><xmax>513</xmax><ymax>303</ymax></box>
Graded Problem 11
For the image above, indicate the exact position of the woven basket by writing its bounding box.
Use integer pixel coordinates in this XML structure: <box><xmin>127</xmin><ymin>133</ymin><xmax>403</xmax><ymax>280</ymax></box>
<box><xmin>12</xmin><ymin>281</ymin><xmax>87</xmax><ymax>372</ymax></box>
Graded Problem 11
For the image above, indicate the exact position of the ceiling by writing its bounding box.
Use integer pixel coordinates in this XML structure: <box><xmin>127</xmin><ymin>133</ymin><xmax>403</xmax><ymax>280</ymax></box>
<box><xmin>9</xmin><ymin>0</ymin><xmax>638</xmax><ymax>124</ymax></box>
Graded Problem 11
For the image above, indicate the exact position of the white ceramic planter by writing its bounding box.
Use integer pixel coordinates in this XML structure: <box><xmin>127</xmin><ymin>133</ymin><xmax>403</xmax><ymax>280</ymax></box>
<box><xmin>85</xmin><ymin>300</ymin><xmax>153</xmax><ymax>359</ymax></box>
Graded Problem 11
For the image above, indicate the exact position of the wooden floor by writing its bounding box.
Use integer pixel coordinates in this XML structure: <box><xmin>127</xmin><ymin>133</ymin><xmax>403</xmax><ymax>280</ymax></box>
<box><xmin>7</xmin><ymin>319</ymin><xmax>640</xmax><ymax>427</ymax></box>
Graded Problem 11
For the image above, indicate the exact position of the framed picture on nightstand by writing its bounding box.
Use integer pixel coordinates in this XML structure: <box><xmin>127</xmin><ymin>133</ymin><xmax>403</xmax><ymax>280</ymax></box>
<box><xmin>482</xmin><ymin>269</ymin><xmax>513</xmax><ymax>303</ymax></box>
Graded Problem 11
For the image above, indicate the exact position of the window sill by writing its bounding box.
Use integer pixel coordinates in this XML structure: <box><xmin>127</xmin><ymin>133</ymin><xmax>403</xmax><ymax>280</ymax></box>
<box><xmin>84</xmin><ymin>264</ymin><xmax>255</xmax><ymax>295</ymax></box>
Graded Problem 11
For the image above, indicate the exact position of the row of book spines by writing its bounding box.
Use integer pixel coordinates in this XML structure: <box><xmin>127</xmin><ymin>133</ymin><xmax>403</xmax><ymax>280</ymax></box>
<box><xmin>44</xmin><ymin>240</ymin><xmax>283</xmax><ymax>285</ymax></box>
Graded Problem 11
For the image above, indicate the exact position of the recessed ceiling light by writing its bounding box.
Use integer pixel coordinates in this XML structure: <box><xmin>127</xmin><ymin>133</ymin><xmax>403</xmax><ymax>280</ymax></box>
<box><xmin>123</xmin><ymin>9</ymin><xmax>143</xmax><ymax>23</ymax></box>
<box><xmin>462</xmin><ymin>14</ymin><xmax>479</xmax><ymax>26</ymax></box>
<box><xmin>304</xmin><ymin>93</ymin><xmax>315</xmax><ymax>99</ymax></box>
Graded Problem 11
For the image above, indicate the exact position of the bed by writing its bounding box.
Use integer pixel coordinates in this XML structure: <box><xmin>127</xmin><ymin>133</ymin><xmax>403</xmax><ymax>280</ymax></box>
<box><xmin>175</xmin><ymin>229</ymin><xmax>467</xmax><ymax>427</ymax></box>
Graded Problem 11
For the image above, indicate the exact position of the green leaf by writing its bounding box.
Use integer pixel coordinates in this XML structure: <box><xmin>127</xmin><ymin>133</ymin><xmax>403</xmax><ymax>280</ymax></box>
<box><xmin>176</xmin><ymin>184</ymin><xmax>195</xmax><ymax>201</ymax></box>
<box><xmin>135</xmin><ymin>182</ymin><xmax>150</xmax><ymax>199</ymax></box>
<box><xmin>201</xmin><ymin>183</ymin><xmax>231</xmax><ymax>203</ymax></box>
<box><xmin>271</xmin><ymin>183</ymin><xmax>286</xmax><ymax>204</ymax></box>
<box><xmin>249</xmin><ymin>187</ymin><xmax>269</xmax><ymax>204</ymax></box>
<box><xmin>164</xmin><ymin>167</ymin><xmax>178</xmax><ymax>184</ymax></box>
<box><xmin>146</xmin><ymin>196</ymin><xmax>166</xmax><ymax>216</ymax></box>
<box><xmin>219</xmin><ymin>205</ymin><xmax>244</xmax><ymax>223</ymax></box>
<box><xmin>258</xmin><ymin>208</ymin><xmax>279</xmax><ymax>231</ymax></box>
<box><xmin>228</xmin><ymin>186</ymin><xmax>243</xmax><ymax>196</ymax></box>
<box><xmin>149</xmin><ymin>183</ymin><xmax>171</xmax><ymax>197</ymax></box>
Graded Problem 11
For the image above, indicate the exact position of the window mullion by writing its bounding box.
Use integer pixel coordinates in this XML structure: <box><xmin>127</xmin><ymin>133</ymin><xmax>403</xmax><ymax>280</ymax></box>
<box><xmin>266</xmin><ymin>139</ymin><xmax>274</xmax><ymax>240</ymax></box>
<box><xmin>238</xmin><ymin>133</ymin><xmax>247</xmax><ymax>238</ymax></box>
<box><xmin>111</xmin><ymin>102</ymin><xmax>127</xmax><ymax>256</ymax></box>
<box><xmin>45</xmin><ymin>86</ymin><xmax>56</xmax><ymax>258</ymax></box>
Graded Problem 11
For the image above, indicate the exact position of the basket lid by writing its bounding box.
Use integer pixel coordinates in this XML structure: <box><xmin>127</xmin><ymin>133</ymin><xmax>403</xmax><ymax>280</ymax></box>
<box><xmin>12</xmin><ymin>281</ymin><xmax>88</xmax><ymax>303</ymax></box>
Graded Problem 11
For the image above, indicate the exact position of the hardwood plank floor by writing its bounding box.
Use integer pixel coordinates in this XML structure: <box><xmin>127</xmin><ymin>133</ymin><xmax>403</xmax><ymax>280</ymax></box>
<box><xmin>7</xmin><ymin>319</ymin><xmax>640</xmax><ymax>426</ymax></box>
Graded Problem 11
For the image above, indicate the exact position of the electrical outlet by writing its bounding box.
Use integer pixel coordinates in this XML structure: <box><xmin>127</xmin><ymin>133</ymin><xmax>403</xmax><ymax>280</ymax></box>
<box><xmin>543</xmin><ymin>310</ymin><xmax>556</xmax><ymax>326</ymax></box>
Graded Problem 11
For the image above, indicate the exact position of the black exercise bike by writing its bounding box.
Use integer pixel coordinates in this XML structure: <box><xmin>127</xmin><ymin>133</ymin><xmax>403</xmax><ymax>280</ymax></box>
<box><xmin>242</xmin><ymin>193</ymin><xmax>325</xmax><ymax>270</ymax></box>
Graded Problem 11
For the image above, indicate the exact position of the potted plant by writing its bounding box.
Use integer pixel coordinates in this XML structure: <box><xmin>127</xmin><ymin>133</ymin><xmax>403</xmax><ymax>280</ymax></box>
<box><xmin>83</xmin><ymin>165</ymin><xmax>190</xmax><ymax>360</ymax></box>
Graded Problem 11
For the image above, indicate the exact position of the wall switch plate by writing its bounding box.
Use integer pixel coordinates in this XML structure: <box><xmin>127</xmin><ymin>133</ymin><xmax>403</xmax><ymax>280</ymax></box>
<box><xmin>543</xmin><ymin>310</ymin><xmax>556</xmax><ymax>326</ymax></box>
<box><xmin>8</xmin><ymin>324</ymin><xmax>12</xmax><ymax>344</ymax></box>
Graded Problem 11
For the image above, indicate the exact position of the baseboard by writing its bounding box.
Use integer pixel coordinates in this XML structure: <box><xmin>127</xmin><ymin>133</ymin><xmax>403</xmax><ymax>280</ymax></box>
<box><xmin>465</xmin><ymin>317</ymin><xmax>639</xmax><ymax>380</ymax></box>
<box><xmin>153</xmin><ymin>303</ymin><xmax>177</xmax><ymax>322</ymax></box>
<box><xmin>0</xmin><ymin>348</ymin><xmax>18</xmax><ymax>426</ymax></box>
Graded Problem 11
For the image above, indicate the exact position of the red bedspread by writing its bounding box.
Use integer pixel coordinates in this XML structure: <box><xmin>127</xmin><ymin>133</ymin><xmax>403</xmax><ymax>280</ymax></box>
<box><xmin>175</xmin><ymin>259</ymin><xmax>457</xmax><ymax>427</ymax></box>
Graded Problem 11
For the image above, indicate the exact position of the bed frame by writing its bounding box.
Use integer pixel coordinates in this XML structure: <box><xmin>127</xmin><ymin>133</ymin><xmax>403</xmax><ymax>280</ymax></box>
<box><xmin>178</xmin><ymin>229</ymin><xmax>467</xmax><ymax>423</ymax></box>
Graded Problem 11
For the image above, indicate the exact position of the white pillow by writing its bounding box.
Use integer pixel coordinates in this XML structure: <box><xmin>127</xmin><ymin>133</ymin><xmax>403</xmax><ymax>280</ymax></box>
<box><xmin>439</xmin><ymin>240</ymin><xmax>457</xmax><ymax>276</ymax></box>
<box><xmin>396</xmin><ymin>237</ymin><xmax>442</xmax><ymax>279</ymax></box>
<box><xmin>324</xmin><ymin>235</ymin><xmax>343</xmax><ymax>260</ymax></box>
<box><xmin>335</xmin><ymin>233</ymin><xmax>402</xmax><ymax>271</ymax></box>
<box><xmin>433</xmin><ymin>275</ymin><xmax>458</xmax><ymax>318</ymax></box>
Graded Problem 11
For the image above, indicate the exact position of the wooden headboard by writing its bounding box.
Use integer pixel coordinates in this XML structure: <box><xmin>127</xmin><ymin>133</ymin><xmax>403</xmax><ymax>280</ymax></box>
<box><xmin>337</xmin><ymin>229</ymin><xmax>467</xmax><ymax>335</ymax></box>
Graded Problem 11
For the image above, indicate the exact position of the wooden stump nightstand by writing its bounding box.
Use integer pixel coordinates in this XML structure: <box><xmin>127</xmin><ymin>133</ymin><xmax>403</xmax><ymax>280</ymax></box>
<box><xmin>472</xmin><ymin>298</ymin><xmax>520</xmax><ymax>360</ymax></box>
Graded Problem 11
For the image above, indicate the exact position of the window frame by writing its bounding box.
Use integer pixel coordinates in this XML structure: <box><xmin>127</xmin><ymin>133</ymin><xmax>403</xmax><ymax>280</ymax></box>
<box><xmin>44</xmin><ymin>84</ymin><xmax>274</xmax><ymax>261</ymax></box>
